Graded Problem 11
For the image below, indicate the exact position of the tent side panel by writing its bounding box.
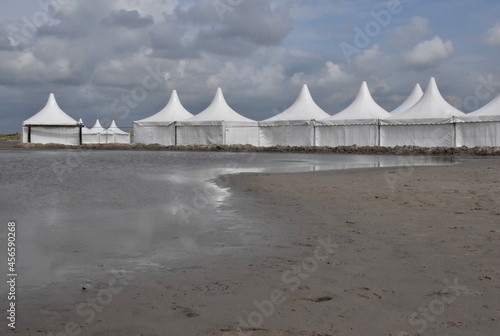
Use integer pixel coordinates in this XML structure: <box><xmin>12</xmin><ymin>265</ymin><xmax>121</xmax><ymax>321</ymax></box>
<box><xmin>177</xmin><ymin>125</ymin><xmax>224</xmax><ymax>145</ymax></box>
<box><xmin>380</xmin><ymin>124</ymin><xmax>455</xmax><ymax>147</ymax></box>
<box><xmin>225</xmin><ymin>126</ymin><xmax>259</xmax><ymax>146</ymax></box>
<box><xmin>26</xmin><ymin>126</ymin><xmax>81</xmax><ymax>145</ymax></box>
<box><xmin>22</xmin><ymin>126</ymin><xmax>28</xmax><ymax>143</ymax></box>
<box><xmin>258</xmin><ymin>125</ymin><xmax>314</xmax><ymax>147</ymax></box>
<box><xmin>108</xmin><ymin>133</ymin><xmax>131</xmax><ymax>144</ymax></box>
<box><xmin>315</xmin><ymin>125</ymin><xmax>379</xmax><ymax>146</ymax></box>
<box><xmin>456</xmin><ymin>121</ymin><xmax>500</xmax><ymax>147</ymax></box>
<box><xmin>133</xmin><ymin>124</ymin><xmax>174</xmax><ymax>145</ymax></box>
<box><xmin>83</xmin><ymin>133</ymin><xmax>108</xmax><ymax>144</ymax></box>
<box><xmin>83</xmin><ymin>133</ymin><xmax>99</xmax><ymax>144</ymax></box>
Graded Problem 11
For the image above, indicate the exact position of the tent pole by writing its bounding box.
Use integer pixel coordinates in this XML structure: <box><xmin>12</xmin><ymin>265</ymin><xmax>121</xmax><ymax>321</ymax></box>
<box><xmin>174</xmin><ymin>123</ymin><xmax>178</xmax><ymax>146</ymax></box>
<box><xmin>28</xmin><ymin>125</ymin><xmax>31</xmax><ymax>143</ymax></box>
<box><xmin>312</xmin><ymin>120</ymin><xmax>316</xmax><ymax>147</ymax></box>
<box><xmin>453</xmin><ymin>117</ymin><xmax>457</xmax><ymax>147</ymax></box>
<box><xmin>377</xmin><ymin>120</ymin><xmax>381</xmax><ymax>147</ymax></box>
<box><xmin>79</xmin><ymin>125</ymin><xmax>83</xmax><ymax>145</ymax></box>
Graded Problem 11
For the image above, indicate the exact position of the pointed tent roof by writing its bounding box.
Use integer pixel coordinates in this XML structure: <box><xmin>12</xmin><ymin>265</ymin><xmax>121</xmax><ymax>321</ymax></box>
<box><xmin>90</xmin><ymin>119</ymin><xmax>107</xmax><ymax>133</ymax></box>
<box><xmin>187</xmin><ymin>88</ymin><xmax>254</xmax><ymax>122</ymax></box>
<box><xmin>79</xmin><ymin>118</ymin><xmax>92</xmax><ymax>134</ymax></box>
<box><xmin>107</xmin><ymin>120</ymin><xmax>128</xmax><ymax>134</ymax></box>
<box><xmin>136</xmin><ymin>90</ymin><xmax>193</xmax><ymax>122</ymax></box>
<box><xmin>468</xmin><ymin>93</ymin><xmax>500</xmax><ymax>116</ymax></box>
<box><xmin>325</xmin><ymin>82</ymin><xmax>391</xmax><ymax>120</ymax></box>
<box><xmin>23</xmin><ymin>93</ymin><xmax>79</xmax><ymax>125</ymax></box>
<box><xmin>264</xmin><ymin>84</ymin><xmax>330</xmax><ymax>121</ymax></box>
<box><xmin>390</xmin><ymin>77</ymin><xmax>464</xmax><ymax>119</ymax></box>
<box><xmin>391</xmin><ymin>84</ymin><xmax>424</xmax><ymax>116</ymax></box>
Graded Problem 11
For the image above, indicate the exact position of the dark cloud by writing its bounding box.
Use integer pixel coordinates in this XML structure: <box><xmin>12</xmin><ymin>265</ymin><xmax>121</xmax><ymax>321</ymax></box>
<box><xmin>37</xmin><ymin>21</ymin><xmax>87</xmax><ymax>39</ymax></box>
<box><xmin>175</xmin><ymin>0</ymin><xmax>293</xmax><ymax>56</ymax></box>
<box><xmin>1</xmin><ymin>0</ymin><xmax>500</xmax><ymax>134</ymax></box>
<box><xmin>0</xmin><ymin>30</ymin><xmax>13</xmax><ymax>51</ymax></box>
<box><xmin>149</xmin><ymin>20</ymin><xmax>199</xmax><ymax>59</ymax></box>
<box><xmin>101</xmin><ymin>9</ymin><xmax>154</xmax><ymax>29</ymax></box>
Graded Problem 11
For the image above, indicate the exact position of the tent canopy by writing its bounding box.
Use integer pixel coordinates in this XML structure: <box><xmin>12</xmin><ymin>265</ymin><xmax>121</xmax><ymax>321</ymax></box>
<box><xmin>136</xmin><ymin>90</ymin><xmax>193</xmax><ymax>123</ymax></box>
<box><xmin>389</xmin><ymin>77</ymin><xmax>464</xmax><ymax>119</ymax></box>
<box><xmin>79</xmin><ymin>118</ymin><xmax>92</xmax><ymax>134</ymax></box>
<box><xmin>23</xmin><ymin>93</ymin><xmax>79</xmax><ymax>125</ymax></box>
<box><xmin>90</xmin><ymin>119</ymin><xmax>107</xmax><ymax>133</ymax></box>
<box><xmin>186</xmin><ymin>87</ymin><xmax>255</xmax><ymax>123</ymax></box>
<box><xmin>264</xmin><ymin>84</ymin><xmax>330</xmax><ymax>121</ymax></box>
<box><xmin>391</xmin><ymin>84</ymin><xmax>423</xmax><ymax>116</ymax></box>
<box><xmin>325</xmin><ymin>81</ymin><xmax>391</xmax><ymax>120</ymax></box>
<box><xmin>468</xmin><ymin>93</ymin><xmax>500</xmax><ymax>116</ymax></box>
<box><xmin>107</xmin><ymin>120</ymin><xmax>128</xmax><ymax>134</ymax></box>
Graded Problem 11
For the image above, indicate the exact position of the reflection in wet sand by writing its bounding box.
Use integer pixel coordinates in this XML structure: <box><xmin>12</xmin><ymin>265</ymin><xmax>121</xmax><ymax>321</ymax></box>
<box><xmin>0</xmin><ymin>150</ymin><xmax>454</xmax><ymax>305</ymax></box>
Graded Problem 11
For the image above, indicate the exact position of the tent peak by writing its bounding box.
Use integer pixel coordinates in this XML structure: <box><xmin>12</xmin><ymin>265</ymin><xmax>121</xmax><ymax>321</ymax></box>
<box><xmin>391</xmin><ymin>83</ymin><xmax>424</xmax><ymax>115</ymax></box>
<box><xmin>23</xmin><ymin>93</ymin><xmax>79</xmax><ymax>126</ymax></box>
<box><xmin>108</xmin><ymin>120</ymin><xmax>128</xmax><ymax>134</ymax></box>
<box><xmin>263</xmin><ymin>84</ymin><xmax>329</xmax><ymax>121</ymax></box>
<box><xmin>299</xmin><ymin>84</ymin><xmax>311</xmax><ymax>96</ymax></box>
<box><xmin>90</xmin><ymin>119</ymin><xmax>107</xmax><ymax>133</ymax></box>
<box><xmin>135</xmin><ymin>89</ymin><xmax>193</xmax><ymax>122</ymax></box>
<box><xmin>469</xmin><ymin>92</ymin><xmax>500</xmax><ymax>116</ymax></box>
<box><xmin>389</xmin><ymin>77</ymin><xmax>464</xmax><ymax>119</ymax></box>
<box><xmin>187</xmin><ymin>88</ymin><xmax>255</xmax><ymax>122</ymax></box>
<box><xmin>213</xmin><ymin>87</ymin><xmax>226</xmax><ymax>103</ymax></box>
<box><xmin>204</xmin><ymin>87</ymin><xmax>230</xmax><ymax>107</ymax></box>
<box><xmin>325</xmin><ymin>81</ymin><xmax>390</xmax><ymax>120</ymax></box>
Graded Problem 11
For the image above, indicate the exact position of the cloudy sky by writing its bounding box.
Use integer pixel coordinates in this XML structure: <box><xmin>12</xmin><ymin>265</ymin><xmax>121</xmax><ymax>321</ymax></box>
<box><xmin>0</xmin><ymin>0</ymin><xmax>499</xmax><ymax>133</ymax></box>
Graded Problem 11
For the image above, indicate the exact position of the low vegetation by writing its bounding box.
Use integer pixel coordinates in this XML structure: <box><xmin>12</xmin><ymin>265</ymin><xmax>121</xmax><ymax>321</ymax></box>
<box><xmin>0</xmin><ymin>134</ymin><xmax>20</xmax><ymax>140</ymax></box>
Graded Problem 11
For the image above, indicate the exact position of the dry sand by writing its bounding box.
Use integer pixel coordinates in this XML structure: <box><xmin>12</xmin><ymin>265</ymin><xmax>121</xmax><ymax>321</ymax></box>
<box><xmin>18</xmin><ymin>157</ymin><xmax>500</xmax><ymax>336</ymax></box>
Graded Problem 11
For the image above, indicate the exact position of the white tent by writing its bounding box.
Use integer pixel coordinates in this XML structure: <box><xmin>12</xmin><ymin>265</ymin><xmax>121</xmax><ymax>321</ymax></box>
<box><xmin>380</xmin><ymin>77</ymin><xmax>465</xmax><ymax>147</ymax></box>
<box><xmin>22</xmin><ymin>93</ymin><xmax>82</xmax><ymax>145</ymax></box>
<box><xmin>79</xmin><ymin>118</ymin><xmax>93</xmax><ymax>144</ymax></box>
<box><xmin>107</xmin><ymin>120</ymin><xmax>131</xmax><ymax>144</ymax></box>
<box><xmin>315</xmin><ymin>81</ymin><xmax>391</xmax><ymax>146</ymax></box>
<box><xmin>390</xmin><ymin>84</ymin><xmax>423</xmax><ymax>116</ymax></box>
<box><xmin>79</xmin><ymin>118</ymin><xmax>92</xmax><ymax>134</ymax></box>
<box><xmin>85</xmin><ymin>119</ymin><xmax>108</xmax><ymax>144</ymax></box>
<box><xmin>259</xmin><ymin>84</ymin><xmax>330</xmax><ymax>147</ymax></box>
<box><xmin>176</xmin><ymin>88</ymin><xmax>258</xmax><ymax>145</ymax></box>
<box><xmin>456</xmin><ymin>93</ymin><xmax>500</xmax><ymax>147</ymax></box>
<box><xmin>133</xmin><ymin>90</ymin><xmax>193</xmax><ymax>145</ymax></box>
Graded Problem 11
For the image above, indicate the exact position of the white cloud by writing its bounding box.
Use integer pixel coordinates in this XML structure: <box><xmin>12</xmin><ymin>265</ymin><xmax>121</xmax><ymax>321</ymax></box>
<box><xmin>485</xmin><ymin>23</ymin><xmax>500</xmax><ymax>46</ymax></box>
<box><xmin>404</xmin><ymin>36</ymin><xmax>454</xmax><ymax>69</ymax></box>
<box><xmin>393</xmin><ymin>16</ymin><xmax>431</xmax><ymax>45</ymax></box>
<box><xmin>59</xmin><ymin>0</ymin><xmax>177</xmax><ymax>22</ymax></box>
<box><xmin>1</xmin><ymin>0</ymin><xmax>500</xmax><ymax>133</ymax></box>
<box><xmin>291</xmin><ymin>61</ymin><xmax>351</xmax><ymax>87</ymax></box>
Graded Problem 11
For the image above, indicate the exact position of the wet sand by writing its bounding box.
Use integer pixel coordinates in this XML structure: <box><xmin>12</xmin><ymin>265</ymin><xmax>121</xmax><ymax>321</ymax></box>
<box><xmin>14</xmin><ymin>157</ymin><xmax>500</xmax><ymax>335</ymax></box>
<box><xmin>0</xmin><ymin>140</ymin><xmax>19</xmax><ymax>149</ymax></box>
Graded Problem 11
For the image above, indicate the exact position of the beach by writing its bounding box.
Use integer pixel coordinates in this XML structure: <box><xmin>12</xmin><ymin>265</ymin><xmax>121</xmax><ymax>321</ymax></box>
<box><xmin>9</xmin><ymin>155</ymin><xmax>498</xmax><ymax>336</ymax></box>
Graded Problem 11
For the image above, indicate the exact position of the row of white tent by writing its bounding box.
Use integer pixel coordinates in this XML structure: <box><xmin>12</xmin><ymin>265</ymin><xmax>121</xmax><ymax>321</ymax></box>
<box><xmin>134</xmin><ymin>77</ymin><xmax>499</xmax><ymax>147</ymax></box>
<box><xmin>80</xmin><ymin>118</ymin><xmax>131</xmax><ymax>144</ymax></box>
<box><xmin>21</xmin><ymin>93</ymin><xmax>130</xmax><ymax>145</ymax></box>
<box><xmin>21</xmin><ymin>77</ymin><xmax>500</xmax><ymax>147</ymax></box>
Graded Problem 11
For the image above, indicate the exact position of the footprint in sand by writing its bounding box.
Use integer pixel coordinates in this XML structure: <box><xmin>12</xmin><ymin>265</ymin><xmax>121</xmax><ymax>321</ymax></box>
<box><xmin>357</xmin><ymin>287</ymin><xmax>382</xmax><ymax>299</ymax></box>
<box><xmin>305</xmin><ymin>296</ymin><xmax>333</xmax><ymax>302</ymax></box>
<box><xmin>172</xmin><ymin>306</ymin><xmax>200</xmax><ymax>318</ymax></box>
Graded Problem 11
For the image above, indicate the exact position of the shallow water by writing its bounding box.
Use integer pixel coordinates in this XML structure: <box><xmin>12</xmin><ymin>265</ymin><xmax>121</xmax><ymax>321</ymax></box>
<box><xmin>0</xmin><ymin>150</ymin><xmax>454</xmax><ymax>300</ymax></box>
